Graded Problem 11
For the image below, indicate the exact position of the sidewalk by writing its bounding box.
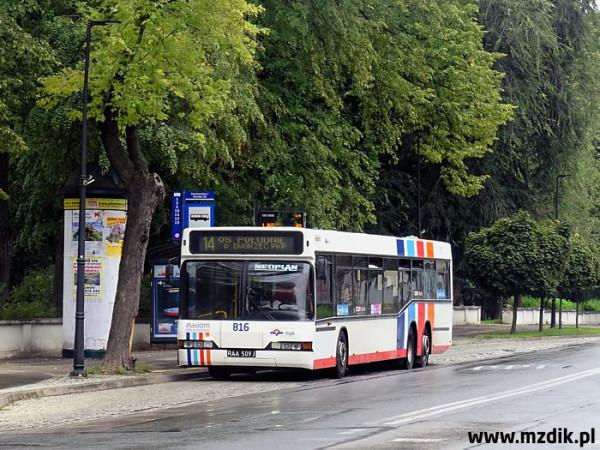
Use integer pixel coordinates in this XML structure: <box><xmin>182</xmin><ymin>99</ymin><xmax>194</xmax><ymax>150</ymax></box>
<box><xmin>0</xmin><ymin>350</ymin><xmax>207</xmax><ymax>409</ymax></box>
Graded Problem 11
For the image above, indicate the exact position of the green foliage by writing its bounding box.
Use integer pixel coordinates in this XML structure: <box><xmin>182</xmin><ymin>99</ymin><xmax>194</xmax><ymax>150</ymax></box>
<box><xmin>463</xmin><ymin>211</ymin><xmax>570</xmax><ymax>298</ymax></box>
<box><xmin>559</xmin><ymin>234</ymin><xmax>600</xmax><ymax>301</ymax></box>
<box><xmin>42</xmin><ymin>0</ymin><xmax>265</xmax><ymax>133</ymax></box>
<box><xmin>0</xmin><ymin>266</ymin><xmax>57</xmax><ymax>320</ymax></box>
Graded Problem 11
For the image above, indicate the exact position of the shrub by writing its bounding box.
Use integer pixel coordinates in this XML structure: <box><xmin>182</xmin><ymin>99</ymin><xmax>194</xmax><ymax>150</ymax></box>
<box><xmin>0</xmin><ymin>266</ymin><xmax>57</xmax><ymax>320</ymax></box>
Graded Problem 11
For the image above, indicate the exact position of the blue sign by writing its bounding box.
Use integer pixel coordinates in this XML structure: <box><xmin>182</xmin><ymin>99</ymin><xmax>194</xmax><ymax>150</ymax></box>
<box><xmin>171</xmin><ymin>191</ymin><xmax>215</xmax><ymax>241</ymax></box>
<box><xmin>184</xmin><ymin>191</ymin><xmax>215</xmax><ymax>201</ymax></box>
<box><xmin>171</xmin><ymin>192</ymin><xmax>183</xmax><ymax>240</ymax></box>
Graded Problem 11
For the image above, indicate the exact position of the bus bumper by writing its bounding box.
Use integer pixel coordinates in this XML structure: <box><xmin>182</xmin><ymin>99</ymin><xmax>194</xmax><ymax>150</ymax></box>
<box><xmin>178</xmin><ymin>349</ymin><xmax>314</xmax><ymax>370</ymax></box>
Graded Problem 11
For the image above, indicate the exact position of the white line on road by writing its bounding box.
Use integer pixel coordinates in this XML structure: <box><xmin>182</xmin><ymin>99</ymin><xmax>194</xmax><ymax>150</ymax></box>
<box><xmin>504</xmin><ymin>365</ymin><xmax>514</xmax><ymax>370</ymax></box>
<box><xmin>378</xmin><ymin>367</ymin><xmax>600</xmax><ymax>426</ymax></box>
<box><xmin>338</xmin><ymin>429</ymin><xmax>365</xmax><ymax>435</ymax></box>
<box><xmin>392</xmin><ymin>438</ymin><xmax>446</xmax><ymax>443</ymax></box>
<box><xmin>536</xmin><ymin>364</ymin><xmax>546</xmax><ymax>369</ymax></box>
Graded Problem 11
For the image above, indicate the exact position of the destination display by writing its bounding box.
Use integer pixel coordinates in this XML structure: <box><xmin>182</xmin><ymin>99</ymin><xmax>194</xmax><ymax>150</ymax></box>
<box><xmin>189</xmin><ymin>230</ymin><xmax>303</xmax><ymax>254</ymax></box>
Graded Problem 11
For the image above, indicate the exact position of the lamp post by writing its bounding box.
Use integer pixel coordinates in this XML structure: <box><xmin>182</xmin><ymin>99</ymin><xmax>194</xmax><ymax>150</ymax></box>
<box><xmin>550</xmin><ymin>174</ymin><xmax>569</xmax><ymax>330</ymax></box>
<box><xmin>71</xmin><ymin>19</ymin><xmax>119</xmax><ymax>378</ymax></box>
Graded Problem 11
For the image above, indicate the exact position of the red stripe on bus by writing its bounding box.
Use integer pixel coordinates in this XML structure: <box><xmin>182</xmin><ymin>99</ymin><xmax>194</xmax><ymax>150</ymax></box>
<box><xmin>396</xmin><ymin>349</ymin><xmax>407</xmax><ymax>358</ymax></box>
<box><xmin>314</xmin><ymin>349</ymin><xmax>407</xmax><ymax>369</ymax></box>
<box><xmin>313</xmin><ymin>357</ymin><xmax>337</xmax><ymax>369</ymax></box>
<box><xmin>416</xmin><ymin>241</ymin><xmax>424</xmax><ymax>257</ymax></box>
<box><xmin>432</xmin><ymin>345</ymin><xmax>449</xmax><ymax>353</ymax></box>
<box><xmin>349</xmin><ymin>350</ymin><xmax>400</xmax><ymax>365</ymax></box>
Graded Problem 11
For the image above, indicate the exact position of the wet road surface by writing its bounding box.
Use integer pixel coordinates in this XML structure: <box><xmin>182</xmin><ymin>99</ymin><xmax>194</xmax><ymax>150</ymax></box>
<box><xmin>1</xmin><ymin>342</ymin><xmax>599</xmax><ymax>449</ymax></box>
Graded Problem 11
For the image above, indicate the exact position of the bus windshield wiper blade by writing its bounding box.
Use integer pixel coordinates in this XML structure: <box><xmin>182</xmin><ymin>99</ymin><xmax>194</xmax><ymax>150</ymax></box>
<box><xmin>245</xmin><ymin>287</ymin><xmax>276</xmax><ymax>321</ymax></box>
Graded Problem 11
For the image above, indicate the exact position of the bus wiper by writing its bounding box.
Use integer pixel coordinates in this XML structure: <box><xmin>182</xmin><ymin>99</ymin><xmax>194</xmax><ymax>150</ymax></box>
<box><xmin>245</xmin><ymin>287</ymin><xmax>276</xmax><ymax>321</ymax></box>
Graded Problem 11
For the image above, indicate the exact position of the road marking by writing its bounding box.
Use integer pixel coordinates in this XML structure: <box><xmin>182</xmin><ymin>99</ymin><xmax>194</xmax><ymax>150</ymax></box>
<box><xmin>471</xmin><ymin>364</ymin><xmax>541</xmax><ymax>371</ymax></box>
<box><xmin>392</xmin><ymin>438</ymin><xmax>446</xmax><ymax>443</ymax></box>
<box><xmin>338</xmin><ymin>428</ymin><xmax>365</xmax><ymax>435</ymax></box>
<box><xmin>379</xmin><ymin>368</ymin><xmax>600</xmax><ymax>426</ymax></box>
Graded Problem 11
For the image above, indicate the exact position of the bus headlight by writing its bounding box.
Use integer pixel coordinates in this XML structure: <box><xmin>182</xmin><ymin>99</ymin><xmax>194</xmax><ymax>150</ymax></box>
<box><xmin>180</xmin><ymin>340</ymin><xmax>215</xmax><ymax>349</ymax></box>
<box><xmin>269</xmin><ymin>342</ymin><xmax>312</xmax><ymax>351</ymax></box>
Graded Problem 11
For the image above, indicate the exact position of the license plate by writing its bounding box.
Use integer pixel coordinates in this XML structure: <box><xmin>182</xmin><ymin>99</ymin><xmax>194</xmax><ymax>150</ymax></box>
<box><xmin>227</xmin><ymin>349</ymin><xmax>256</xmax><ymax>358</ymax></box>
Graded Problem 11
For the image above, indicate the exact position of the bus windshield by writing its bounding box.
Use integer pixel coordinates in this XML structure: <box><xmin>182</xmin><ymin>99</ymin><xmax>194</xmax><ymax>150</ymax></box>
<box><xmin>183</xmin><ymin>261</ymin><xmax>314</xmax><ymax>321</ymax></box>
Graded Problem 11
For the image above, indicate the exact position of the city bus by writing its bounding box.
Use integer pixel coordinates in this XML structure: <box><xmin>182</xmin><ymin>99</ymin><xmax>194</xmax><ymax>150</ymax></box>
<box><xmin>176</xmin><ymin>227</ymin><xmax>452</xmax><ymax>378</ymax></box>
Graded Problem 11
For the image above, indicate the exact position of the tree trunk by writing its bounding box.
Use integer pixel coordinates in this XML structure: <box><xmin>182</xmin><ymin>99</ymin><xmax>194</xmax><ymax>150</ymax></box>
<box><xmin>550</xmin><ymin>295</ymin><xmax>556</xmax><ymax>328</ymax></box>
<box><xmin>0</xmin><ymin>152</ymin><xmax>12</xmax><ymax>304</ymax></box>
<box><xmin>538</xmin><ymin>295</ymin><xmax>545</xmax><ymax>332</ymax></box>
<box><xmin>575</xmin><ymin>297</ymin><xmax>579</xmax><ymax>329</ymax></box>
<box><xmin>511</xmin><ymin>292</ymin><xmax>521</xmax><ymax>334</ymax></box>
<box><xmin>496</xmin><ymin>296</ymin><xmax>504</xmax><ymax>321</ymax></box>
<box><xmin>100</xmin><ymin>113</ymin><xmax>166</xmax><ymax>370</ymax></box>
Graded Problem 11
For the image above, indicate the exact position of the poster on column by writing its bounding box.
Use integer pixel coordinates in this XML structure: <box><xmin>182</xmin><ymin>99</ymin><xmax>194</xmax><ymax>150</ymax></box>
<box><xmin>72</xmin><ymin>210</ymin><xmax>104</xmax><ymax>256</ymax></box>
<box><xmin>104</xmin><ymin>212</ymin><xmax>126</xmax><ymax>257</ymax></box>
<box><xmin>72</xmin><ymin>256</ymin><xmax>103</xmax><ymax>300</ymax></box>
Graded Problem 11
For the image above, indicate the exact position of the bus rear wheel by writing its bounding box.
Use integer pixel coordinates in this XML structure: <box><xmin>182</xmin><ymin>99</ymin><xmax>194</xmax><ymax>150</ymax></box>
<box><xmin>208</xmin><ymin>367</ymin><xmax>231</xmax><ymax>379</ymax></box>
<box><xmin>335</xmin><ymin>332</ymin><xmax>349</xmax><ymax>378</ymax></box>
<box><xmin>400</xmin><ymin>326</ymin><xmax>415</xmax><ymax>370</ymax></box>
<box><xmin>416</xmin><ymin>329</ymin><xmax>431</xmax><ymax>368</ymax></box>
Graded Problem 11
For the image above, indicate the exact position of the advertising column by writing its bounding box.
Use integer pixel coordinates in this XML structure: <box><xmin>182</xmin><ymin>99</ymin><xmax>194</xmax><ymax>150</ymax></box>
<box><xmin>62</xmin><ymin>198</ymin><xmax>127</xmax><ymax>357</ymax></box>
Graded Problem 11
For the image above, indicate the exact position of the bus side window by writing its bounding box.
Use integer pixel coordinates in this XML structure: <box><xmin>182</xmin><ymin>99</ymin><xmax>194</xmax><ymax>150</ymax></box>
<box><xmin>399</xmin><ymin>269</ymin><xmax>410</xmax><ymax>310</ymax></box>
<box><xmin>336</xmin><ymin>266</ymin><xmax>353</xmax><ymax>316</ymax></box>
<box><xmin>436</xmin><ymin>260</ymin><xmax>449</xmax><ymax>299</ymax></box>
<box><xmin>353</xmin><ymin>269</ymin><xmax>368</xmax><ymax>315</ymax></box>
<box><xmin>316</xmin><ymin>257</ymin><xmax>333</xmax><ymax>319</ymax></box>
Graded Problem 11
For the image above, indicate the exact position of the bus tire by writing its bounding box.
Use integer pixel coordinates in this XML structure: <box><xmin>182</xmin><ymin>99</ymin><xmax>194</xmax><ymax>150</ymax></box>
<box><xmin>416</xmin><ymin>327</ymin><xmax>431</xmax><ymax>368</ymax></box>
<box><xmin>335</xmin><ymin>331</ymin><xmax>349</xmax><ymax>378</ymax></box>
<box><xmin>208</xmin><ymin>367</ymin><xmax>231</xmax><ymax>379</ymax></box>
<box><xmin>400</xmin><ymin>326</ymin><xmax>416</xmax><ymax>370</ymax></box>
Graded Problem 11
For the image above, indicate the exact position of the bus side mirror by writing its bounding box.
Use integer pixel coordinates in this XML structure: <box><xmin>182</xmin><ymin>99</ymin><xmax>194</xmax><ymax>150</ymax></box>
<box><xmin>316</xmin><ymin>257</ymin><xmax>328</xmax><ymax>280</ymax></box>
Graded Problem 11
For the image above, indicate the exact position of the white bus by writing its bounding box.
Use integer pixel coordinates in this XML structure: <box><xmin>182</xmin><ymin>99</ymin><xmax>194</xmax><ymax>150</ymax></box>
<box><xmin>176</xmin><ymin>227</ymin><xmax>452</xmax><ymax>378</ymax></box>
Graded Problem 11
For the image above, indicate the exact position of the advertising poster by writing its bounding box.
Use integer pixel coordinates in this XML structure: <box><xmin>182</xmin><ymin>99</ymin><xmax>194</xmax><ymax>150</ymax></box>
<box><xmin>105</xmin><ymin>213</ymin><xmax>126</xmax><ymax>257</ymax></box>
<box><xmin>152</xmin><ymin>263</ymin><xmax>180</xmax><ymax>342</ymax></box>
<box><xmin>72</xmin><ymin>256</ymin><xmax>103</xmax><ymax>300</ymax></box>
<box><xmin>72</xmin><ymin>210</ymin><xmax>104</xmax><ymax>256</ymax></box>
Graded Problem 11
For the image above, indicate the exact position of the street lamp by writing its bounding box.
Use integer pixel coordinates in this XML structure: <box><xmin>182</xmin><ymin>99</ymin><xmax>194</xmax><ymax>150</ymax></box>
<box><xmin>550</xmin><ymin>173</ymin><xmax>569</xmax><ymax>330</ymax></box>
<box><xmin>71</xmin><ymin>19</ymin><xmax>119</xmax><ymax>378</ymax></box>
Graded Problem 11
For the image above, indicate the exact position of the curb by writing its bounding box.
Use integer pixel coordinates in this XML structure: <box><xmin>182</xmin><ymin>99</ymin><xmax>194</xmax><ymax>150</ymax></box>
<box><xmin>0</xmin><ymin>369</ymin><xmax>209</xmax><ymax>410</ymax></box>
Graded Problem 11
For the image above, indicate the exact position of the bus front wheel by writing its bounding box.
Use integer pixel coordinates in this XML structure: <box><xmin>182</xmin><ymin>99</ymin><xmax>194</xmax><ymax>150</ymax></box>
<box><xmin>335</xmin><ymin>332</ymin><xmax>349</xmax><ymax>378</ymax></box>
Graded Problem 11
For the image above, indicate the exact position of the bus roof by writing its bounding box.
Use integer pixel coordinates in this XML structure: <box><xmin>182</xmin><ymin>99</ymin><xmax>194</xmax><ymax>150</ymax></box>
<box><xmin>180</xmin><ymin>227</ymin><xmax>452</xmax><ymax>261</ymax></box>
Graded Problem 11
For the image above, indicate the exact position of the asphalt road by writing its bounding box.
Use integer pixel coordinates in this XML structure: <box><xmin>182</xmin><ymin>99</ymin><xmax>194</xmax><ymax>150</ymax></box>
<box><xmin>2</xmin><ymin>342</ymin><xmax>600</xmax><ymax>449</ymax></box>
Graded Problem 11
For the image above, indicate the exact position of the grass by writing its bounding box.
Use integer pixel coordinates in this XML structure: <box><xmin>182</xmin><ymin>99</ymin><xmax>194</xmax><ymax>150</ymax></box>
<box><xmin>85</xmin><ymin>361</ymin><xmax>153</xmax><ymax>376</ymax></box>
<box><xmin>481</xmin><ymin>319</ymin><xmax>503</xmax><ymax>324</ymax></box>
<box><xmin>506</xmin><ymin>296</ymin><xmax>600</xmax><ymax>312</ymax></box>
<box><xmin>475</xmin><ymin>326</ymin><xmax>600</xmax><ymax>340</ymax></box>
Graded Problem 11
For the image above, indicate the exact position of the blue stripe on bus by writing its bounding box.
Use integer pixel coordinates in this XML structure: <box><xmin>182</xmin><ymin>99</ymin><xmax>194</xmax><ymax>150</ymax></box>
<box><xmin>396</xmin><ymin>240</ymin><xmax>405</xmax><ymax>256</ymax></box>
<box><xmin>186</xmin><ymin>333</ymin><xmax>191</xmax><ymax>365</ymax></box>
<box><xmin>397</xmin><ymin>312</ymin><xmax>405</xmax><ymax>349</ymax></box>
<box><xmin>407</xmin><ymin>240</ymin><xmax>416</xmax><ymax>257</ymax></box>
<box><xmin>408</xmin><ymin>302</ymin><xmax>416</xmax><ymax>328</ymax></box>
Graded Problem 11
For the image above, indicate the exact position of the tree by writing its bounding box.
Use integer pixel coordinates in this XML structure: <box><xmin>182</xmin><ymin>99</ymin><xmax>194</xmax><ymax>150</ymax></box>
<box><xmin>558</xmin><ymin>234</ymin><xmax>600</xmax><ymax>327</ymax></box>
<box><xmin>463</xmin><ymin>211</ymin><xmax>569</xmax><ymax>333</ymax></box>
<box><xmin>0</xmin><ymin>3</ymin><xmax>57</xmax><ymax>303</ymax></box>
<box><xmin>43</xmin><ymin>0</ymin><xmax>264</xmax><ymax>370</ymax></box>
